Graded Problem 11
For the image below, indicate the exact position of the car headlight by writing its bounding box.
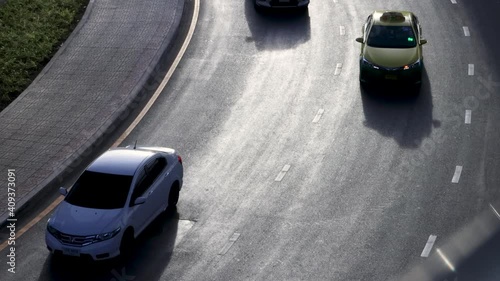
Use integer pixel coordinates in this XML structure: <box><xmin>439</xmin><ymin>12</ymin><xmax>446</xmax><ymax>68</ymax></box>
<box><xmin>404</xmin><ymin>59</ymin><xmax>421</xmax><ymax>70</ymax></box>
<box><xmin>96</xmin><ymin>227</ymin><xmax>121</xmax><ymax>241</ymax></box>
<box><xmin>361</xmin><ymin>57</ymin><xmax>379</xmax><ymax>69</ymax></box>
<box><xmin>46</xmin><ymin>222</ymin><xmax>60</xmax><ymax>237</ymax></box>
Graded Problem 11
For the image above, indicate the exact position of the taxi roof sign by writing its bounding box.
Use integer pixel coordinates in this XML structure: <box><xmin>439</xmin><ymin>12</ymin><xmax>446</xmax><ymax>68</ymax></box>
<box><xmin>380</xmin><ymin>12</ymin><xmax>406</xmax><ymax>23</ymax></box>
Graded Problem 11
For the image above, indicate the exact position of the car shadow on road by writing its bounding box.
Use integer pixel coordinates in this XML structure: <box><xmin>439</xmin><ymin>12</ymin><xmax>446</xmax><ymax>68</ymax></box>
<box><xmin>37</xmin><ymin>209</ymin><xmax>179</xmax><ymax>281</ymax></box>
<box><xmin>244</xmin><ymin>0</ymin><xmax>311</xmax><ymax>51</ymax></box>
<box><xmin>360</xmin><ymin>67</ymin><xmax>438</xmax><ymax>148</ymax></box>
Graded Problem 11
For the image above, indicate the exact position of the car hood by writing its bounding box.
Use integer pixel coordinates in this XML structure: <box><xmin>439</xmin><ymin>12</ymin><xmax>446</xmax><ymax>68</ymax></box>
<box><xmin>363</xmin><ymin>46</ymin><xmax>419</xmax><ymax>68</ymax></box>
<box><xmin>49</xmin><ymin>201</ymin><xmax>122</xmax><ymax>235</ymax></box>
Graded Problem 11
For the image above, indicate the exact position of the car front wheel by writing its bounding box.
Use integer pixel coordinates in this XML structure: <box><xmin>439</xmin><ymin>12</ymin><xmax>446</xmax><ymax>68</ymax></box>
<box><xmin>119</xmin><ymin>228</ymin><xmax>134</xmax><ymax>259</ymax></box>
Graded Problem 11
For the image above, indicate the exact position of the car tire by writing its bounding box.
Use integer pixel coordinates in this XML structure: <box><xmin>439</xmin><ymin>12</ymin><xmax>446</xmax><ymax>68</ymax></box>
<box><xmin>359</xmin><ymin>75</ymin><xmax>368</xmax><ymax>88</ymax></box>
<box><xmin>119</xmin><ymin>228</ymin><xmax>134</xmax><ymax>259</ymax></box>
<box><xmin>167</xmin><ymin>182</ymin><xmax>180</xmax><ymax>210</ymax></box>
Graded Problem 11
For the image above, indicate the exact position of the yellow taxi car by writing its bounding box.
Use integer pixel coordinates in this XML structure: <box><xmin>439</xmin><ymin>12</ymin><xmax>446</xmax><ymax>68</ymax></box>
<box><xmin>355</xmin><ymin>11</ymin><xmax>427</xmax><ymax>86</ymax></box>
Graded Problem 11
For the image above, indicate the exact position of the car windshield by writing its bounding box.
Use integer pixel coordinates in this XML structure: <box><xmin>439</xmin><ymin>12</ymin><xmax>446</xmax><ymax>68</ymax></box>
<box><xmin>65</xmin><ymin>171</ymin><xmax>133</xmax><ymax>209</ymax></box>
<box><xmin>367</xmin><ymin>25</ymin><xmax>416</xmax><ymax>48</ymax></box>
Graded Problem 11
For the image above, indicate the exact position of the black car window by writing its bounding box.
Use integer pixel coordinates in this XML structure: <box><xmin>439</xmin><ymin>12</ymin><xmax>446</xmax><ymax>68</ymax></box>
<box><xmin>65</xmin><ymin>171</ymin><xmax>133</xmax><ymax>209</ymax></box>
<box><xmin>148</xmin><ymin>157</ymin><xmax>167</xmax><ymax>182</ymax></box>
<box><xmin>364</xmin><ymin>15</ymin><xmax>372</xmax><ymax>35</ymax></box>
<box><xmin>367</xmin><ymin>25</ymin><xmax>417</xmax><ymax>48</ymax></box>
<box><xmin>129</xmin><ymin>157</ymin><xmax>167</xmax><ymax>206</ymax></box>
<box><xmin>411</xmin><ymin>15</ymin><xmax>419</xmax><ymax>38</ymax></box>
<box><xmin>413</xmin><ymin>15</ymin><xmax>420</xmax><ymax>26</ymax></box>
<box><xmin>130</xmin><ymin>168</ymin><xmax>148</xmax><ymax>206</ymax></box>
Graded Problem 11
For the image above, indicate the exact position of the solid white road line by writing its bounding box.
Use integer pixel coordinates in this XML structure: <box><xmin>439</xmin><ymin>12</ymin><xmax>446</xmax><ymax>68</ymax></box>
<box><xmin>312</xmin><ymin>109</ymin><xmax>325</xmax><ymax>123</ymax></box>
<box><xmin>339</xmin><ymin>26</ymin><xmax>345</xmax><ymax>36</ymax></box>
<box><xmin>437</xmin><ymin>248</ymin><xmax>456</xmax><ymax>271</ymax></box>
<box><xmin>421</xmin><ymin>235</ymin><xmax>437</xmax><ymax>257</ymax></box>
<box><xmin>468</xmin><ymin>64</ymin><xmax>474</xmax><ymax>76</ymax></box>
<box><xmin>463</xmin><ymin>26</ymin><xmax>470</xmax><ymax>36</ymax></box>
<box><xmin>465</xmin><ymin>110</ymin><xmax>471</xmax><ymax>124</ymax></box>
<box><xmin>334</xmin><ymin>63</ymin><xmax>343</xmax><ymax>76</ymax></box>
<box><xmin>218</xmin><ymin>232</ymin><xmax>241</xmax><ymax>255</ymax></box>
<box><xmin>452</xmin><ymin>166</ymin><xmax>463</xmax><ymax>183</ymax></box>
<box><xmin>275</xmin><ymin>164</ymin><xmax>291</xmax><ymax>182</ymax></box>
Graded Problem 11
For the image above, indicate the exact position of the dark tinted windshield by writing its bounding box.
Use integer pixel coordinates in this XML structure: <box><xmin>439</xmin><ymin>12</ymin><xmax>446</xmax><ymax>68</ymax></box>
<box><xmin>65</xmin><ymin>171</ymin><xmax>133</xmax><ymax>209</ymax></box>
<box><xmin>367</xmin><ymin>25</ymin><xmax>416</xmax><ymax>48</ymax></box>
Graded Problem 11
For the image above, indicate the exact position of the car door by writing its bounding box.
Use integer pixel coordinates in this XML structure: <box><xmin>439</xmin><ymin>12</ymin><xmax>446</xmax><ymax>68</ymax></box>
<box><xmin>127</xmin><ymin>160</ymin><xmax>158</xmax><ymax>235</ymax></box>
<box><xmin>144</xmin><ymin>155</ymin><xmax>169</xmax><ymax>218</ymax></box>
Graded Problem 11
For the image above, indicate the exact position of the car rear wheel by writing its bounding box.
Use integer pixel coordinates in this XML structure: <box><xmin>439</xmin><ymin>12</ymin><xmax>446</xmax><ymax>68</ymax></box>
<box><xmin>167</xmin><ymin>183</ymin><xmax>180</xmax><ymax>210</ymax></box>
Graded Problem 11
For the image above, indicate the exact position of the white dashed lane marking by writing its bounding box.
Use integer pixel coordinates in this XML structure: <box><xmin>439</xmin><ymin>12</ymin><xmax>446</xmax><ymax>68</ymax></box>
<box><xmin>421</xmin><ymin>235</ymin><xmax>437</xmax><ymax>257</ymax></box>
<box><xmin>463</xmin><ymin>26</ymin><xmax>470</xmax><ymax>36</ymax></box>
<box><xmin>218</xmin><ymin>232</ymin><xmax>241</xmax><ymax>255</ymax></box>
<box><xmin>275</xmin><ymin>164</ymin><xmax>291</xmax><ymax>182</ymax></box>
<box><xmin>465</xmin><ymin>110</ymin><xmax>471</xmax><ymax>124</ymax></box>
<box><xmin>452</xmin><ymin>166</ymin><xmax>463</xmax><ymax>183</ymax></box>
<box><xmin>312</xmin><ymin>109</ymin><xmax>325</xmax><ymax>123</ymax></box>
<box><xmin>468</xmin><ymin>64</ymin><xmax>474</xmax><ymax>76</ymax></box>
<box><xmin>451</xmin><ymin>0</ymin><xmax>457</xmax><ymax>3</ymax></box>
<box><xmin>340</xmin><ymin>26</ymin><xmax>345</xmax><ymax>35</ymax></box>
<box><xmin>334</xmin><ymin>63</ymin><xmax>343</xmax><ymax>76</ymax></box>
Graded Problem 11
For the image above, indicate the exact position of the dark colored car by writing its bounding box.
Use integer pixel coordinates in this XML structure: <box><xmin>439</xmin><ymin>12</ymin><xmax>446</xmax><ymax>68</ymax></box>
<box><xmin>255</xmin><ymin>0</ymin><xmax>309</xmax><ymax>10</ymax></box>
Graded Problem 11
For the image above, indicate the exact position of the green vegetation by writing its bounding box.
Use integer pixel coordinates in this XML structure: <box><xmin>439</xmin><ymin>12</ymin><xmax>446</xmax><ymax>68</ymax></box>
<box><xmin>0</xmin><ymin>0</ymin><xmax>88</xmax><ymax>111</ymax></box>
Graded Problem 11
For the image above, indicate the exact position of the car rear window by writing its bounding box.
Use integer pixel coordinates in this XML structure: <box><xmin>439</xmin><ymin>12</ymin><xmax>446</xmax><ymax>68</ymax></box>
<box><xmin>65</xmin><ymin>171</ymin><xmax>133</xmax><ymax>209</ymax></box>
<box><xmin>367</xmin><ymin>25</ymin><xmax>416</xmax><ymax>48</ymax></box>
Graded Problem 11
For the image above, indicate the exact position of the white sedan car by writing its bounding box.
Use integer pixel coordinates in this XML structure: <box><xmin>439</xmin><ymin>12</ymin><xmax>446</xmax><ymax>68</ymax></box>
<box><xmin>45</xmin><ymin>146</ymin><xmax>183</xmax><ymax>260</ymax></box>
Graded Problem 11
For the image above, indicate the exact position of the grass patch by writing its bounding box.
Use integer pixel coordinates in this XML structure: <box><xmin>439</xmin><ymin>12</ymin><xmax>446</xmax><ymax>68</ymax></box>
<box><xmin>0</xmin><ymin>0</ymin><xmax>88</xmax><ymax>111</ymax></box>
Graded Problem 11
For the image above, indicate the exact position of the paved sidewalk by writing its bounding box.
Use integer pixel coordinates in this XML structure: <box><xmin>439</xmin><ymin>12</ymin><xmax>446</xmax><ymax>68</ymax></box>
<box><xmin>0</xmin><ymin>0</ymin><xmax>185</xmax><ymax>224</ymax></box>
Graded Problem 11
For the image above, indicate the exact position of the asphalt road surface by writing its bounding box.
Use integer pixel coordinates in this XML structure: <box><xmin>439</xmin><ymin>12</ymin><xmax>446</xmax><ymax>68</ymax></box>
<box><xmin>3</xmin><ymin>0</ymin><xmax>500</xmax><ymax>280</ymax></box>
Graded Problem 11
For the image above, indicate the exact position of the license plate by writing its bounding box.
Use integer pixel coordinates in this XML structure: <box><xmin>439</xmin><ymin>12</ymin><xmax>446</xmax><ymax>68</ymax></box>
<box><xmin>385</xmin><ymin>74</ymin><xmax>398</xmax><ymax>80</ymax></box>
<box><xmin>279</xmin><ymin>0</ymin><xmax>290</xmax><ymax>2</ymax></box>
<box><xmin>62</xmin><ymin>247</ymin><xmax>80</xmax><ymax>256</ymax></box>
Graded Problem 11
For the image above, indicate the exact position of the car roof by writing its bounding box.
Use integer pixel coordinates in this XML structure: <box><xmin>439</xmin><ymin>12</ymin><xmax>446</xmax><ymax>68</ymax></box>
<box><xmin>86</xmin><ymin>148</ymin><xmax>155</xmax><ymax>176</ymax></box>
<box><xmin>372</xmin><ymin>10</ymin><xmax>413</xmax><ymax>26</ymax></box>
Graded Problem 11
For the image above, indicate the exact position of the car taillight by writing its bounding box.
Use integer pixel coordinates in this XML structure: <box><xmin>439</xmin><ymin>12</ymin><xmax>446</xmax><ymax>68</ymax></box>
<box><xmin>178</xmin><ymin>155</ymin><xmax>182</xmax><ymax>165</ymax></box>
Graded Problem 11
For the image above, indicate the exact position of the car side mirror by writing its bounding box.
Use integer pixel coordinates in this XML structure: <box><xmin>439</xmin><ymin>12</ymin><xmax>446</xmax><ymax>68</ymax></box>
<box><xmin>59</xmin><ymin>187</ymin><xmax>68</xmax><ymax>196</ymax></box>
<box><xmin>420</xmin><ymin>39</ymin><xmax>427</xmax><ymax>45</ymax></box>
<box><xmin>355</xmin><ymin>37</ymin><xmax>364</xmax><ymax>43</ymax></box>
<box><xmin>133</xmin><ymin>197</ymin><xmax>146</xmax><ymax>205</ymax></box>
